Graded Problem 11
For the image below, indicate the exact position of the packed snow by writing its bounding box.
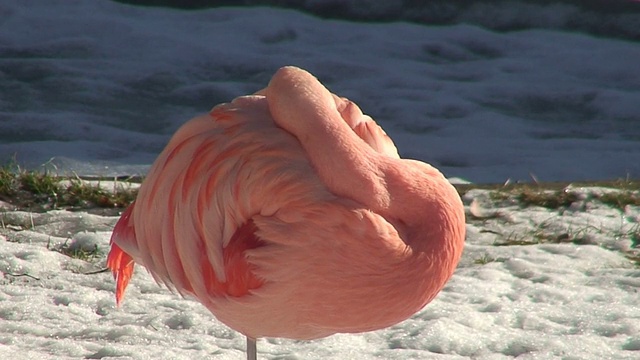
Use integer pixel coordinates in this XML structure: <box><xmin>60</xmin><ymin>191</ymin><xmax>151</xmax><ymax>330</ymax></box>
<box><xmin>1</xmin><ymin>0</ymin><xmax>639</xmax><ymax>359</ymax></box>
<box><xmin>1</xmin><ymin>183</ymin><xmax>639</xmax><ymax>359</ymax></box>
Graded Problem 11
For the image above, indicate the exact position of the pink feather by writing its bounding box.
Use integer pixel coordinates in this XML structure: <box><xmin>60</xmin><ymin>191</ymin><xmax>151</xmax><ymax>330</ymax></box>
<box><xmin>107</xmin><ymin>66</ymin><xmax>465</xmax><ymax>343</ymax></box>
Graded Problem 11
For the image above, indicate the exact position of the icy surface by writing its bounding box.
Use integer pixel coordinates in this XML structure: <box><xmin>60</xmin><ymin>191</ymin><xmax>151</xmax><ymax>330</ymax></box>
<box><xmin>1</xmin><ymin>188</ymin><xmax>639</xmax><ymax>359</ymax></box>
<box><xmin>1</xmin><ymin>0</ymin><xmax>639</xmax><ymax>183</ymax></box>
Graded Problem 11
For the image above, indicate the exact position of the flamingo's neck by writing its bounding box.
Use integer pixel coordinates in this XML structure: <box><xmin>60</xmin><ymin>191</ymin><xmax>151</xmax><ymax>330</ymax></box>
<box><xmin>381</xmin><ymin>158</ymin><xmax>466</xmax><ymax>300</ymax></box>
<box><xmin>266</xmin><ymin>66</ymin><xmax>466</xmax><ymax>299</ymax></box>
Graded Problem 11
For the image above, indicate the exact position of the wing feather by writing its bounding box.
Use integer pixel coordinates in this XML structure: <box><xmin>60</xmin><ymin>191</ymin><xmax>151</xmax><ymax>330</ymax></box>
<box><xmin>109</xmin><ymin>90</ymin><xmax>400</xmax><ymax>303</ymax></box>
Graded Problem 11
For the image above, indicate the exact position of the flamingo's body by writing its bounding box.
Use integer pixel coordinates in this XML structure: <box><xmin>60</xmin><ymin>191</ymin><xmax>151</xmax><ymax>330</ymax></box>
<box><xmin>108</xmin><ymin>67</ymin><xmax>465</xmax><ymax>347</ymax></box>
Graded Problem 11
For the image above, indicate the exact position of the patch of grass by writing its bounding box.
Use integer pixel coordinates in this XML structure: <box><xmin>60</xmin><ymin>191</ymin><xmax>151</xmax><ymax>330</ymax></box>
<box><xmin>488</xmin><ymin>191</ymin><xmax>510</xmax><ymax>202</ymax></box>
<box><xmin>61</xmin><ymin>178</ymin><xmax>137</xmax><ymax>208</ymax></box>
<box><xmin>61</xmin><ymin>244</ymin><xmax>100</xmax><ymax>261</ymax></box>
<box><xmin>473</xmin><ymin>253</ymin><xmax>496</xmax><ymax>265</ymax></box>
<box><xmin>19</xmin><ymin>171</ymin><xmax>60</xmax><ymax>197</ymax></box>
<box><xmin>455</xmin><ymin>178</ymin><xmax>640</xmax><ymax>210</ymax></box>
<box><xmin>494</xmin><ymin>229</ymin><xmax>606</xmax><ymax>252</ymax></box>
<box><xmin>616</xmin><ymin>224</ymin><xmax>640</xmax><ymax>267</ymax></box>
<box><xmin>494</xmin><ymin>186</ymin><xmax>581</xmax><ymax>209</ymax></box>
<box><xmin>494</xmin><ymin>230</ymin><xmax>537</xmax><ymax>246</ymax></box>
<box><xmin>0</xmin><ymin>169</ymin><xmax>18</xmax><ymax>197</ymax></box>
<box><xmin>455</xmin><ymin>178</ymin><xmax>640</xmax><ymax>195</ymax></box>
<box><xmin>0</xmin><ymin>163</ymin><xmax>20</xmax><ymax>197</ymax></box>
<box><xmin>631</xmin><ymin>228</ymin><xmax>640</xmax><ymax>249</ymax></box>
<box><xmin>626</xmin><ymin>253</ymin><xmax>640</xmax><ymax>267</ymax></box>
<box><xmin>0</xmin><ymin>164</ymin><xmax>138</xmax><ymax>211</ymax></box>
<box><xmin>459</xmin><ymin>184</ymin><xmax>580</xmax><ymax>209</ymax></box>
<box><xmin>598</xmin><ymin>191</ymin><xmax>640</xmax><ymax>208</ymax></box>
<box><xmin>517</xmin><ymin>188</ymin><xmax>580</xmax><ymax>209</ymax></box>
<box><xmin>494</xmin><ymin>220</ymin><xmax>600</xmax><ymax>247</ymax></box>
<box><xmin>50</xmin><ymin>237</ymin><xmax>101</xmax><ymax>262</ymax></box>
<box><xmin>494</xmin><ymin>239</ymin><xmax>536</xmax><ymax>246</ymax></box>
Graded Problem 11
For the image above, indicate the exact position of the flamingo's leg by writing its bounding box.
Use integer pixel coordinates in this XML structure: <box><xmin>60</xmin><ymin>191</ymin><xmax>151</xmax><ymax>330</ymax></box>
<box><xmin>247</xmin><ymin>336</ymin><xmax>257</xmax><ymax>360</ymax></box>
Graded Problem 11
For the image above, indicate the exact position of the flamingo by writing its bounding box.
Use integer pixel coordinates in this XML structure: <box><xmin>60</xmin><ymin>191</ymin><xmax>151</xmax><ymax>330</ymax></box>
<box><xmin>107</xmin><ymin>66</ymin><xmax>466</xmax><ymax>359</ymax></box>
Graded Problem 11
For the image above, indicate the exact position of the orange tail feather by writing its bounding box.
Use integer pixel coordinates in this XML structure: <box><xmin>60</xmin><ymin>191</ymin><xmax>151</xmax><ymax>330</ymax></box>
<box><xmin>107</xmin><ymin>242</ymin><xmax>135</xmax><ymax>306</ymax></box>
<box><xmin>107</xmin><ymin>204</ymin><xmax>137</xmax><ymax>305</ymax></box>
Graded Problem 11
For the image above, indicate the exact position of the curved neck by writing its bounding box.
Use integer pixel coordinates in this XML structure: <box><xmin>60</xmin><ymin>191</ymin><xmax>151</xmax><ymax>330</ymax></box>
<box><xmin>266</xmin><ymin>66</ymin><xmax>466</xmax><ymax>323</ymax></box>
<box><xmin>266</xmin><ymin>66</ymin><xmax>465</xmax><ymax>271</ymax></box>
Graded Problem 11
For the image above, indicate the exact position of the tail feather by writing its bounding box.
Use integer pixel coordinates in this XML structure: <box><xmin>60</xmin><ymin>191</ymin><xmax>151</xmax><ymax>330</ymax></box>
<box><xmin>107</xmin><ymin>243</ymin><xmax>134</xmax><ymax>305</ymax></box>
<box><xmin>107</xmin><ymin>204</ymin><xmax>137</xmax><ymax>306</ymax></box>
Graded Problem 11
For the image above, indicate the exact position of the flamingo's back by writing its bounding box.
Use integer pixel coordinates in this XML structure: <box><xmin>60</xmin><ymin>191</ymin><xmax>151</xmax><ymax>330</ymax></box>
<box><xmin>108</xmin><ymin>67</ymin><xmax>465</xmax><ymax>340</ymax></box>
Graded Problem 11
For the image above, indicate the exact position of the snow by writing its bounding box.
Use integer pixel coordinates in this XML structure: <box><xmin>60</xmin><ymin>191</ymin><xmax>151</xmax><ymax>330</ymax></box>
<box><xmin>1</xmin><ymin>0</ymin><xmax>639</xmax><ymax>359</ymax></box>
<box><xmin>1</xmin><ymin>186</ymin><xmax>639</xmax><ymax>359</ymax></box>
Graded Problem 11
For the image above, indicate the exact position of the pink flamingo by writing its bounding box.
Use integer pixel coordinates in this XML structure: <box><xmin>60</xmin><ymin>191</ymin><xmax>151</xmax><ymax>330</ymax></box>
<box><xmin>107</xmin><ymin>66</ymin><xmax>465</xmax><ymax>359</ymax></box>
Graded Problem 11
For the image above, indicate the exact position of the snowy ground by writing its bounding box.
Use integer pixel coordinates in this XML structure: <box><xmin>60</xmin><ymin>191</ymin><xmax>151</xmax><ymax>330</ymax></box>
<box><xmin>1</xmin><ymin>0</ymin><xmax>640</xmax><ymax>359</ymax></box>
<box><xmin>1</xmin><ymin>183</ymin><xmax>639</xmax><ymax>359</ymax></box>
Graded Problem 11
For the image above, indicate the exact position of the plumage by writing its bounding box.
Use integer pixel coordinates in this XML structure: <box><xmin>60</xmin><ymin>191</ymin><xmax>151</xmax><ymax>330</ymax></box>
<box><xmin>107</xmin><ymin>66</ymin><xmax>465</xmax><ymax>355</ymax></box>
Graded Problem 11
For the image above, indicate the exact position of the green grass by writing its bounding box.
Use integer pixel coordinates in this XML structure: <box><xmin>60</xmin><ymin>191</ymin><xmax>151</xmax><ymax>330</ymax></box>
<box><xmin>493</xmin><ymin>227</ymin><xmax>597</xmax><ymax>247</ymax></box>
<box><xmin>455</xmin><ymin>179</ymin><xmax>640</xmax><ymax>210</ymax></box>
<box><xmin>599</xmin><ymin>191</ymin><xmax>640</xmax><ymax>208</ymax></box>
<box><xmin>456</xmin><ymin>178</ymin><xmax>640</xmax><ymax>268</ymax></box>
<box><xmin>627</xmin><ymin>253</ymin><xmax>640</xmax><ymax>267</ymax></box>
<box><xmin>52</xmin><ymin>239</ymin><xmax>101</xmax><ymax>262</ymax></box>
<box><xmin>62</xmin><ymin>178</ymin><xmax>137</xmax><ymax>208</ymax></box>
<box><xmin>473</xmin><ymin>253</ymin><xmax>497</xmax><ymax>265</ymax></box>
<box><xmin>0</xmin><ymin>164</ymin><xmax>138</xmax><ymax>211</ymax></box>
